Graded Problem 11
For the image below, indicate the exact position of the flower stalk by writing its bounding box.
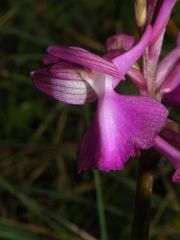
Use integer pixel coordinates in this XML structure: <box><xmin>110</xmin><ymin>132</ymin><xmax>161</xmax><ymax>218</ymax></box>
<box><xmin>132</xmin><ymin>151</ymin><xmax>159</xmax><ymax>240</ymax></box>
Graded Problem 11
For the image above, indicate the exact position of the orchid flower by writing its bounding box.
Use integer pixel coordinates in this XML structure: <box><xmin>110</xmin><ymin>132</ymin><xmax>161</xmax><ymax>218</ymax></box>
<box><xmin>31</xmin><ymin>25</ymin><xmax>168</xmax><ymax>172</ymax></box>
<box><xmin>107</xmin><ymin>0</ymin><xmax>179</xmax><ymax>181</ymax></box>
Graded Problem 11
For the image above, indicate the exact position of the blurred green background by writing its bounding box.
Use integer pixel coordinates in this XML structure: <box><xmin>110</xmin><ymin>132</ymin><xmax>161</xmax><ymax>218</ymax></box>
<box><xmin>0</xmin><ymin>0</ymin><xmax>180</xmax><ymax>239</ymax></box>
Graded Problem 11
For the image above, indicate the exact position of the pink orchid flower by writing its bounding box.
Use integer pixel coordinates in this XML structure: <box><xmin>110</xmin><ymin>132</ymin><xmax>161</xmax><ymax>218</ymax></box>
<box><xmin>107</xmin><ymin>0</ymin><xmax>179</xmax><ymax>181</ymax></box>
<box><xmin>31</xmin><ymin>26</ymin><xmax>168</xmax><ymax>172</ymax></box>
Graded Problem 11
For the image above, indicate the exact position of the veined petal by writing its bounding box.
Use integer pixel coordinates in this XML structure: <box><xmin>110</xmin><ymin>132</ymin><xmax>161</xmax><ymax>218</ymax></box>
<box><xmin>30</xmin><ymin>68</ymin><xmax>97</xmax><ymax>105</ymax></box>
<box><xmin>112</xmin><ymin>25</ymin><xmax>152</xmax><ymax>87</ymax></box>
<box><xmin>47</xmin><ymin>45</ymin><xmax>122</xmax><ymax>79</ymax></box>
<box><xmin>156</xmin><ymin>47</ymin><xmax>180</xmax><ymax>89</ymax></box>
<box><xmin>106</xmin><ymin>34</ymin><xmax>135</xmax><ymax>52</ymax></box>
<box><xmin>49</xmin><ymin>62</ymin><xmax>83</xmax><ymax>80</ymax></box>
<box><xmin>154</xmin><ymin>135</ymin><xmax>180</xmax><ymax>183</ymax></box>
<box><xmin>150</xmin><ymin>0</ymin><xmax>177</xmax><ymax>44</ymax></box>
<box><xmin>160</xmin><ymin>62</ymin><xmax>180</xmax><ymax>98</ymax></box>
<box><xmin>78</xmin><ymin>91</ymin><xmax>168</xmax><ymax>171</ymax></box>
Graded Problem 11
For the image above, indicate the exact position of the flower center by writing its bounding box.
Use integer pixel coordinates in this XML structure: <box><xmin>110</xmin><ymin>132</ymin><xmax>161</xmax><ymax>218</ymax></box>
<box><xmin>80</xmin><ymin>70</ymin><xmax>113</xmax><ymax>97</ymax></box>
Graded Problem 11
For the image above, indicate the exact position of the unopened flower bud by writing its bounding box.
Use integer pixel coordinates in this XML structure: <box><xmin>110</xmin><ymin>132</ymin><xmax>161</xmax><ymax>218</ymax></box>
<box><xmin>135</xmin><ymin>0</ymin><xmax>147</xmax><ymax>28</ymax></box>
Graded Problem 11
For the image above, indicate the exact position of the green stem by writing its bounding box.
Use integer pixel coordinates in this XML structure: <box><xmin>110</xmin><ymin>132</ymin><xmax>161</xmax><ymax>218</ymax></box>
<box><xmin>94</xmin><ymin>170</ymin><xmax>108</xmax><ymax>240</ymax></box>
<box><xmin>131</xmin><ymin>151</ymin><xmax>159</xmax><ymax>240</ymax></box>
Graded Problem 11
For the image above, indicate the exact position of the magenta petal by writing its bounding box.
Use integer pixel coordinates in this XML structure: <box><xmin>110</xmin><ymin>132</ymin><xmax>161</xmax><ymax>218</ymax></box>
<box><xmin>43</xmin><ymin>53</ymin><xmax>60</xmax><ymax>64</ymax></box>
<box><xmin>154</xmin><ymin>136</ymin><xmax>180</xmax><ymax>167</ymax></box>
<box><xmin>47</xmin><ymin>45</ymin><xmax>122</xmax><ymax>79</ymax></box>
<box><xmin>30</xmin><ymin>68</ymin><xmax>97</xmax><ymax>105</ymax></box>
<box><xmin>106</xmin><ymin>34</ymin><xmax>135</xmax><ymax>52</ymax></box>
<box><xmin>78</xmin><ymin>91</ymin><xmax>168</xmax><ymax>171</ymax></box>
<box><xmin>154</xmin><ymin>135</ymin><xmax>180</xmax><ymax>183</ymax></box>
<box><xmin>150</xmin><ymin>0</ymin><xmax>177</xmax><ymax>44</ymax></box>
<box><xmin>112</xmin><ymin>25</ymin><xmax>152</xmax><ymax>87</ymax></box>
<box><xmin>160</xmin><ymin>61</ymin><xmax>180</xmax><ymax>106</ymax></box>
<box><xmin>156</xmin><ymin>47</ymin><xmax>180</xmax><ymax>89</ymax></box>
<box><xmin>49</xmin><ymin>62</ymin><xmax>83</xmax><ymax>80</ymax></box>
<box><xmin>160</xmin><ymin>128</ymin><xmax>180</xmax><ymax>150</ymax></box>
<box><xmin>103</xmin><ymin>49</ymin><xmax>123</xmax><ymax>61</ymax></box>
<box><xmin>127</xmin><ymin>67</ymin><xmax>147</xmax><ymax>91</ymax></box>
<box><xmin>163</xmin><ymin>83</ymin><xmax>180</xmax><ymax>106</ymax></box>
<box><xmin>160</xmin><ymin>62</ymin><xmax>180</xmax><ymax>95</ymax></box>
<box><xmin>172</xmin><ymin>169</ymin><xmax>180</xmax><ymax>183</ymax></box>
<box><xmin>160</xmin><ymin>62</ymin><xmax>180</xmax><ymax>106</ymax></box>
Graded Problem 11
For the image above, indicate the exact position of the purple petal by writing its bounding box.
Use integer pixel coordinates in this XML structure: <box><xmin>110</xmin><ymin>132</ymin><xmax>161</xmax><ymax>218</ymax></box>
<box><xmin>154</xmin><ymin>135</ymin><xmax>180</xmax><ymax>183</ymax></box>
<box><xmin>43</xmin><ymin>53</ymin><xmax>60</xmax><ymax>64</ymax></box>
<box><xmin>103</xmin><ymin>49</ymin><xmax>124</xmax><ymax>61</ymax></box>
<box><xmin>172</xmin><ymin>169</ymin><xmax>180</xmax><ymax>183</ymax></box>
<box><xmin>47</xmin><ymin>45</ymin><xmax>122</xmax><ymax>79</ymax></box>
<box><xmin>127</xmin><ymin>67</ymin><xmax>147</xmax><ymax>91</ymax></box>
<box><xmin>160</xmin><ymin>62</ymin><xmax>180</xmax><ymax>98</ymax></box>
<box><xmin>112</xmin><ymin>25</ymin><xmax>152</xmax><ymax>87</ymax></box>
<box><xmin>30</xmin><ymin>68</ymin><xmax>97</xmax><ymax>105</ymax></box>
<box><xmin>106</xmin><ymin>34</ymin><xmax>135</xmax><ymax>52</ymax></box>
<box><xmin>150</xmin><ymin>0</ymin><xmax>177</xmax><ymax>44</ymax></box>
<box><xmin>163</xmin><ymin>83</ymin><xmax>180</xmax><ymax>106</ymax></box>
<box><xmin>154</xmin><ymin>135</ymin><xmax>180</xmax><ymax>168</ymax></box>
<box><xmin>160</xmin><ymin>128</ymin><xmax>180</xmax><ymax>150</ymax></box>
<box><xmin>49</xmin><ymin>62</ymin><xmax>83</xmax><ymax>80</ymax></box>
<box><xmin>156</xmin><ymin>47</ymin><xmax>180</xmax><ymax>89</ymax></box>
<box><xmin>78</xmin><ymin>91</ymin><xmax>168</xmax><ymax>171</ymax></box>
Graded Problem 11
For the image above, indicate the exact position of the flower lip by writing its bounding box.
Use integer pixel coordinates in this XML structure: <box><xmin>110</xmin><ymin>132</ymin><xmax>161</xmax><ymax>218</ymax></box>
<box><xmin>78</xmin><ymin>92</ymin><xmax>168</xmax><ymax>172</ymax></box>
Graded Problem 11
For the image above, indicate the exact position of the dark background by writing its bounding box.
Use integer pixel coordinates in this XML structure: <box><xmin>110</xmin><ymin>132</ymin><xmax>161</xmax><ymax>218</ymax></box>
<box><xmin>0</xmin><ymin>0</ymin><xmax>180</xmax><ymax>239</ymax></box>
